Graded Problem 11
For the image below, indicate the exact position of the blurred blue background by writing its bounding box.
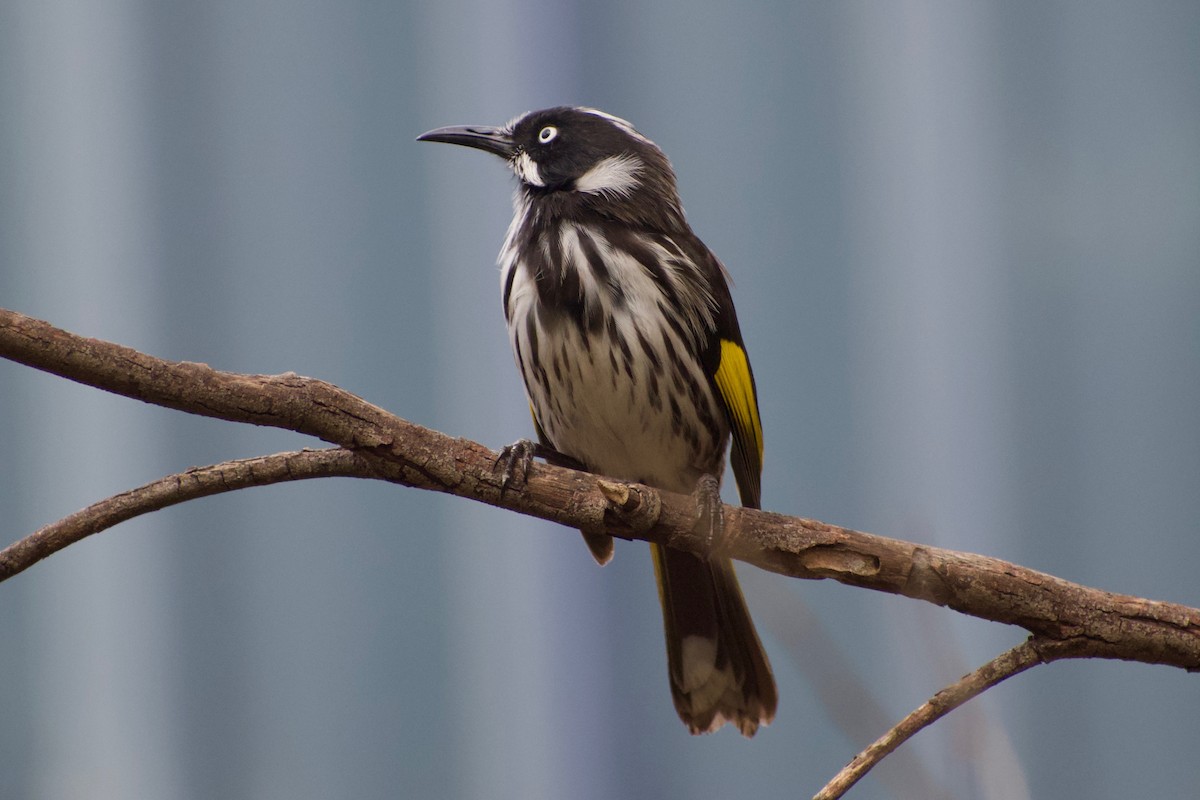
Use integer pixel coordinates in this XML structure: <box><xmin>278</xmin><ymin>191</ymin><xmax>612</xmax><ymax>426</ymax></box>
<box><xmin>1</xmin><ymin>2</ymin><xmax>1198</xmax><ymax>798</ymax></box>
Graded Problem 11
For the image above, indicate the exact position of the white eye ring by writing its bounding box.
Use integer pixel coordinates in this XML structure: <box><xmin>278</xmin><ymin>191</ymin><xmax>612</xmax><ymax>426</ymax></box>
<box><xmin>538</xmin><ymin>125</ymin><xmax>558</xmax><ymax>143</ymax></box>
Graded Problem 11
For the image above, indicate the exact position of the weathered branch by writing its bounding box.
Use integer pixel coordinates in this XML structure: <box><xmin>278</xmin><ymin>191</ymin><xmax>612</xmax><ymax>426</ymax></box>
<box><xmin>3</xmin><ymin>306</ymin><xmax>1197</xmax><ymax>671</ymax></box>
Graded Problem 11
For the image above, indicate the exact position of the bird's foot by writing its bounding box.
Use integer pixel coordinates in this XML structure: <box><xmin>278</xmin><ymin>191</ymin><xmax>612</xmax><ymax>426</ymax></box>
<box><xmin>495</xmin><ymin>439</ymin><xmax>585</xmax><ymax>495</ymax></box>
<box><xmin>496</xmin><ymin>439</ymin><xmax>537</xmax><ymax>495</ymax></box>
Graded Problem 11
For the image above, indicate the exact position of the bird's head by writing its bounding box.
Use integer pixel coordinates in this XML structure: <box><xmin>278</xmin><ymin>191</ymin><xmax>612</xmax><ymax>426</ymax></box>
<box><xmin>418</xmin><ymin>107</ymin><xmax>682</xmax><ymax>225</ymax></box>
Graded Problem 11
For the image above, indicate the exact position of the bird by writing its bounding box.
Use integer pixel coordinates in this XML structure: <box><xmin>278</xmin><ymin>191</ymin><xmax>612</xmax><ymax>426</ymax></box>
<box><xmin>418</xmin><ymin>107</ymin><xmax>776</xmax><ymax>736</ymax></box>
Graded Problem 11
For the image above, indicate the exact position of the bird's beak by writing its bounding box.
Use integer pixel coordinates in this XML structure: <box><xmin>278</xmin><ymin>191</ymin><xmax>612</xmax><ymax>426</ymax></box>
<box><xmin>416</xmin><ymin>124</ymin><xmax>515</xmax><ymax>158</ymax></box>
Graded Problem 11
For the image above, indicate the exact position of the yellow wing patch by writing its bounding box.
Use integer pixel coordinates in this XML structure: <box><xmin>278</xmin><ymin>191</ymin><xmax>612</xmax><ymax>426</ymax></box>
<box><xmin>714</xmin><ymin>339</ymin><xmax>763</xmax><ymax>463</ymax></box>
<box><xmin>713</xmin><ymin>338</ymin><xmax>763</xmax><ymax>507</ymax></box>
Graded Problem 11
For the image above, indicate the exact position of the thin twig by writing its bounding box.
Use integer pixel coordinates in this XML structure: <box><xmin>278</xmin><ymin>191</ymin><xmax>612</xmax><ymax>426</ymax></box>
<box><xmin>750</xmin><ymin>576</ymin><xmax>953</xmax><ymax>799</ymax></box>
<box><xmin>0</xmin><ymin>448</ymin><xmax>374</xmax><ymax>581</ymax></box>
<box><xmin>814</xmin><ymin>637</ymin><xmax>1074</xmax><ymax>799</ymax></box>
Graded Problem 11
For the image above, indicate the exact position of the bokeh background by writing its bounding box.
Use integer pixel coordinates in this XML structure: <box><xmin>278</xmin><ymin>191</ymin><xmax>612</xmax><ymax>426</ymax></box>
<box><xmin>1</xmin><ymin>2</ymin><xmax>1198</xmax><ymax>798</ymax></box>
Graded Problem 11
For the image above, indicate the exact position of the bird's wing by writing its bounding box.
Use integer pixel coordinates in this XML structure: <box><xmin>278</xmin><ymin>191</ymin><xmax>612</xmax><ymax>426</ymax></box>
<box><xmin>698</xmin><ymin>249</ymin><xmax>763</xmax><ymax>510</ymax></box>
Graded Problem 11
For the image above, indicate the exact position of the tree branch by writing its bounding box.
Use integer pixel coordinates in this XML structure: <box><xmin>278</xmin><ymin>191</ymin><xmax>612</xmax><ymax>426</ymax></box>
<box><xmin>814</xmin><ymin>636</ymin><xmax>1071</xmax><ymax>799</ymax></box>
<box><xmin>4</xmin><ymin>306</ymin><xmax>1198</xmax><ymax>672</ymax></box>
<box><xmin>0</xmin><ymin>448</ymin><xmax>375</xmax><ymax>581</ymax></box>
<box><xmin>6</xmin><ymin>305</ymin><xmax>1200</xmax><ymax>793</ymax></box>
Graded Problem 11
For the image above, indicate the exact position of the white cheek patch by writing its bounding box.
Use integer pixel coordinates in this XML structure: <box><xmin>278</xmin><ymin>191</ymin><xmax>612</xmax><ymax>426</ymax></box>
<box><xmin>574</xmin><ymin>154</ymin><xmax>643</xmax><ymax>198</ymax></box>
<box><xmin>513</xmin><ymin>151</ymin><xmax>545</xmax><ymax>187</ymax></box>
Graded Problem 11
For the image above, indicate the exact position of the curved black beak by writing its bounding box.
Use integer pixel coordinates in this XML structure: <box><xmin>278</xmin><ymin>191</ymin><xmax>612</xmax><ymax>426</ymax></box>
<box><xmin>416</xmin><ymin>125</ymin><xmax>515</xmax><ymax>158</ymax></box>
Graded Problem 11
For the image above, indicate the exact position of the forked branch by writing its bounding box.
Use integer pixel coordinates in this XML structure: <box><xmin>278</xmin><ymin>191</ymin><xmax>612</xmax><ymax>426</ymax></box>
<box><xmin>3</xmin><ymin>306</ymin><xmax>1200</xmax><ymax>797</ymax></box>
<box><xmin>3</xmin><ymin>306</ymin><xmax>1197</xmax><ymax>667</ymax></box>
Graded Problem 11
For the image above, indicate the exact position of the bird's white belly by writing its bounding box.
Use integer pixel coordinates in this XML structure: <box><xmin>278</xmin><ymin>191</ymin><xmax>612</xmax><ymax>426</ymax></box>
<box><xmin>540</xmin><ymin>325</ymin><xmax>700</xmax><ymax>493</ymax></box>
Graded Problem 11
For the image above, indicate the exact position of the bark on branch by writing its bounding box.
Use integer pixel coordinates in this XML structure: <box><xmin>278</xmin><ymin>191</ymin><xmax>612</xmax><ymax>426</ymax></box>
<box><xmin>2</xmin><ymin>306</ymin><xmax>1198</xmax><ymax>672</ymax></box>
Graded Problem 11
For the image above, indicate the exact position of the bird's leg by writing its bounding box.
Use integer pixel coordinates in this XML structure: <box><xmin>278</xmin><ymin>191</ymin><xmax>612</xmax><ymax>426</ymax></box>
<box><xmin>535</xmin><ymin>444</ymin><xmax>586</xmax><ymax>471</ymax></box>
<box><xmin>496</xmin><ymin>439</ymin><xmax>585</xmax><ymax>495</ymax></box>
<box><xmin>691</xmin><ymin>473</ymin><xmax>725</xmax><ymax>558</ymax></box>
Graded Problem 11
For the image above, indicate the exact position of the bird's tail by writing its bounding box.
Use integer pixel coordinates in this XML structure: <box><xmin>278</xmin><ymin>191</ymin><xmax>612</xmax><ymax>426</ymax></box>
<box><xmin>651</xmin><ymin>543</ymin><xmax>777</xmax><ymax>736</ymax></box>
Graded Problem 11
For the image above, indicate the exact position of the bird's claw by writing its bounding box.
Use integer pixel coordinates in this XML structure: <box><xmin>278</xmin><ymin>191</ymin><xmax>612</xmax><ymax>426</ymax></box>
<box><xmin>496</xmin><ymin>439</ymin><xmax>538</xmax><ymax>495</ymax></box>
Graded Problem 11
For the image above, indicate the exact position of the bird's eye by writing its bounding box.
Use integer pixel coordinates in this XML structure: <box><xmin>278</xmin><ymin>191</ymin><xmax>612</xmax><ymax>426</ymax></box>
<box><xmin>538</xmin><ymin>126</ymin><xmax>558</xmax><ymax>144</ymax></box>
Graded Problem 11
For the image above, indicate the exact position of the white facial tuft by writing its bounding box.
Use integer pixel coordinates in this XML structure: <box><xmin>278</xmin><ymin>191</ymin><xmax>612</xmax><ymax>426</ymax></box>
<box><xmin>513</xmin><ymin>151</ymin><xmax>545</xmax><ymax>187</ymax></box>
<box><xmin>574</xmin><ymin>154</ymin><xmax>643</xmax><ymax>198</ymax></box>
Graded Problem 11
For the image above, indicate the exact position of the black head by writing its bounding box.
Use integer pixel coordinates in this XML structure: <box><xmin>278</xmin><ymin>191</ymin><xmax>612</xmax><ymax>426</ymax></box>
<box><xmin>418</xmin><ymin>107</ymin><xmax>682</xmax><ymax>224</ymax></box>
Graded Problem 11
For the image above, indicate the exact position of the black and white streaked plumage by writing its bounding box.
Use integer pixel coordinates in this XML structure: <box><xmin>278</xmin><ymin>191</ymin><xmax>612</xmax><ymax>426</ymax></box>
<box><xmin>419</xmin><ymin>106</ymin><xmax>776</xmax><ymax>736</ymax></box>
